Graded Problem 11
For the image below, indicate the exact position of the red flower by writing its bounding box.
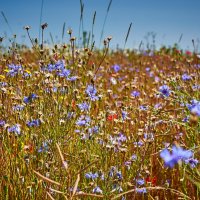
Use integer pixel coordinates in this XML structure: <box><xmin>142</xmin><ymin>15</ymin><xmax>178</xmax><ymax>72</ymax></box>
<box><xmin>107</xmin><ymin>114</ymin><xmax>118</xmax><ymax>121</ymax></box>
<box><xmin>186</xmin><ymin>50</ymin><xmax>192</xmax><ymax>56</ymax></box>
<box><xmin>145</xmin><ymin>176</ymin><xmax>157</xmax><ymax>186</ymax></box>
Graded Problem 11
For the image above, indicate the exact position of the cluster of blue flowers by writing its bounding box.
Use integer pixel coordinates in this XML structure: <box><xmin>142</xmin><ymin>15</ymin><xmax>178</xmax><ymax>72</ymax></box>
<box><xmin>41</xmin><ymin>60</ymin><xmax>77</xmax><ymax>81</ymax></box>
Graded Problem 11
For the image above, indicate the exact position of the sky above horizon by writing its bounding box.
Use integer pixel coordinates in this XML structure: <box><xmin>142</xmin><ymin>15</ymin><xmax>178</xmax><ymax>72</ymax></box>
<box><xmin>1</xmin><ymin>0</ymin><xmax>200</xmax><ymax>51</ymax></box>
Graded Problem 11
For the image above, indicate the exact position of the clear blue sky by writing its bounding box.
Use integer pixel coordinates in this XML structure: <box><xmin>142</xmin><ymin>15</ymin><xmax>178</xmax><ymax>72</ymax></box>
<box><xmin>1</xmin><ymin>0</ymin><xmax>200</xmax><ymax>50</ymax></box>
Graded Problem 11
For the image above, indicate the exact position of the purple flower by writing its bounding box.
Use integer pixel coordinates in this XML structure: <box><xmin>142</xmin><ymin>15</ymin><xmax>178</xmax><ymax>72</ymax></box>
<box><xmin>117</xmin><ymin>133</ymin><xmax>127</xmax><ymax>143</ymax></box>
<box><xmin>136</xmin><ymin>178</ymin><xmax>145</xmax><ymax>186</ymax></box>
<box><xmin>76</xmin><ymin>115</ymin><xmax>91</xmax><ymax>126</ymax></box>
<box><xmin>57</xmin><ymin>69</ymin><xmax>71</xmax><ymax>78</ymax></box>
<box><xmin>88</xmin><ymin>126</ymin><xmax>99</xmax><ymax>134</ymax></box>
<box><xmin>131</xmin><ymin>90</ymin><xmax>140</xmax><ymax>97</ymax></box>
<box><xmin>93</xmin><ymin>186</ymin><xmax>103</xmax><ymax>194</ymax></box>
<box><xmin>7</xmin><ymin>64</ymin><xmax>22</xmax><ymax>77</ymax></box>
<box><xmin>67</xmin><ymin>76</ymin><xmax>77</xmax><ymax>81</ymax></box>
<box><xmin>116</xmin><ymin>171</ymin><xmax>123</xmax><ymax>180</ymax></box>
<box><xmin>23</xmin><ymin>93</ymin><xmax>37</xmax><ymax>104</ymax></box>
<box><xmin>136</xmin><ymin>188</ymin><xmax>147</xmax><ymax>194</ymax></box>
<box><xmin>0</xmin><ymin>120</ymin><xmax>6</xmax><ymax>127</ymax></box>
<box><xmin>86</xmin><ymin>85</ymin><xmax>99</xmax><ymax>101</ymax></box>
<box><xmin>112</xmin><ymin>64</ymin><xmax>121</xmax><ymax>73</ymax></box>
<box><xmin>139</xmin><ymin>105</ymin><xmax>148</xmax><ymax>111</ymax></box>
<box><xmin>54</xmin><ymin>60</ymin><xmax>65</xmax><ymax>70</ymax></box>
<box><xmin>8</xmin><ymin>124</ymin><xmax>21</xmax><ymax>135</ymax></box>
<box><xmin>78</xmin><ymin>102</ymin><xmax>90</xmax><ymax>111</ymax></box>
<box><xmin>159</xmin><ymin>85</ymin><xmax>171</xmax><ymax>97</ymax></box>
<box><xmin>184</xmin><ymin>158</ymin><xmax>198</xmax><ymax>168</ymax></box>
<box><xmin>13</xmin><ymin>105</ymin><xmax>24</xmax><ymax>111</ymax></box>
<box><xmin>27</xmin><ymin>119</ymin><xmax>41</xmax><ymax>127</ymax></box>
<box><xmin>38</xmin><ymin>141</ymin><xmax>49</xmax><ymax>153</ymax></box>
<box><xmin>85</xmin><ymin>172</ymin><xmax>99</xmax><ymax>180</ymax></box>
<box><xmin>121</xmin><ymin>110</ymin><xmax>128</xmax><ymax>120</ymax></box>
<box><xmin>187</xmin><ymin>100</ymin><xmax>200</xmax><ymax>116</ymax></box>
<box><xmin>182</xmin><ymin>73</ymin><xmax>191</xmax><ymax>81</ymax></box>
<box><xmin>160</xmin><ymin>145</ymin><xmax>193</xmax><ymax>168</ymax></box>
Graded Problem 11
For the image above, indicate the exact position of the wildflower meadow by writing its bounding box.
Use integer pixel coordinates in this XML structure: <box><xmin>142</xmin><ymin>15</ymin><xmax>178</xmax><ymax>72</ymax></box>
<box><xmin>0</xmin><ymin>1</ymin><xmax>200</xmax><ymax>200</ymax></box>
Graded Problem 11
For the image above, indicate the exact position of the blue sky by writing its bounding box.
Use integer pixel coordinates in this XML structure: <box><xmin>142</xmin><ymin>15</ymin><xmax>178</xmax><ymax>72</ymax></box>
<box><xmin>1</xmin><ymin>0</ymin><xmax>200</xmax><ymax>50</ymax></box>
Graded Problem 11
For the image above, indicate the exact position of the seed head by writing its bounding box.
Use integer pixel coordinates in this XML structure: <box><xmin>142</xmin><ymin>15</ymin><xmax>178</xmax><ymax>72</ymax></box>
<box><xmin>41</xmin><ymin>23</ymin><xmax>48</xmax><ymax>29</ymax></box>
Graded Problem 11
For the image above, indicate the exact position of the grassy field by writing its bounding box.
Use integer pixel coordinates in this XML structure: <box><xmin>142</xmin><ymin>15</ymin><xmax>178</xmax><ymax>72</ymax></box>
<box><xmin>0</xmin><ymin>22</ymin><xmax>200</xmax><ymax>200</ymax></box>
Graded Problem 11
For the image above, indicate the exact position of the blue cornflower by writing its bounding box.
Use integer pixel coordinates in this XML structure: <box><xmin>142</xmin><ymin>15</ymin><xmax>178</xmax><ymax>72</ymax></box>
<box><xmin>112</xmin><ymin>184</ymin><xmax>123</xmax><ymax>192</ymax></box>
<box><xmin>7</xmin><ymin>64</ymin><xmax>22</xmax><ymax>77</ymax></box>
<box><xmin>184</xmin><ymin>158</ymin><xmax>198</xmax><ymax>168</ymax></box>
<box><xmin>187</xmin><ymin>100</ymin><xmax>200</xmax><ymax>116</ymax></box>
<box><xmin>38</xmin><ymin>141</ymin><xmax>49</xmax><ymax>153</ymax></box>
<box><xmin>159</xmin><ymin>85</ymin><xmax>171</xmax><ymax>97</ymax></box>
<box><xmin>136</xmin><ymin>188</ymin><xmax>147</xmax><ymax>194</ymax></box>
<box><xmin>23</xmin><ymin>93</ymin><xmax>37</xmax><ymax>104</ymax></box>
<box><xmin>134</xmin><ymin>141</ymin><xmax>144</xmax><ymax>147</ymax></box>
<box><xmin>86</xmin><ymin>85</ymin><xmax>99</xmax><ymax>101</ymax></box>
<box><xmin>182</xmin><ymin>73</ymin><xmax>191</xmax><ymax>81</ymax></box>
<box><xmin>0</xmin><ymin>120</ymin><xmax>6</xmax><ymax>127</ymax></box>
<box><xmin>160</xmin><ymin>145</ymin><xmax>193</xmax><ymax>168</ymax></box>
<box><xmin>112</xmin><ymin>64</ymin><xmax>121</xmax><ymax>73</ymax></box>
<box><xmin>92</xmin><ymin>186</ymin><xmax>103</xmax><ymax>194</ymax></box>
<box><xmin>85</xmin><ymin>172</ymin><xmax>99</xmax><ymax>180</ymax></box>
<box><xmin>116</xmin><ymin>171</ymin><xmax>123</xmax><ymax>180</ymax></box>
<box><xmin>109</xmin><ymin>166</ymin><xmax>116</xmax><ymax>177</ymax></box>
<box><xmin>78</xmin><ymin>102</ymin><xmax>90</xmax><ymax>111</ymax></box>
<box><xmin>145</xmin><ymin>67</ymin><xmax>151</xmax><ymax>72</ymax></box>
<box><xmin>76</xmin><ymin>115</ymin><xmax>91</xmax><ymax>126</ymax></box>
<box><xmin>182</xmin><ymin>116</ymin><xmax>189</xmax><ymax>123</ymax></box>
<box><xmin>8</xmin><ymin>124</ymin><xmax>21</xmax><ymax>135</ymax></box>
<box><xmin>131</xmin><ymin>90</ymin><xmax>140</xmax><ymax>97</ymax></box>
<box><xmin>136</xmin><ymin>178</ymin><xmax>145</xmax><ymax>186</ymax></box>
<box><xmin>67</xmin><ymin>76</ymin><xmax>78</xmax><ymax>81</ymax></box>
<box><xmin>139</xmin><ymin>105</ymin><xmax>148</xmax><ymax>111</ymax></box>
<box><xmin>117</xmin><ymin>133</ymin><xmax>127</xmax><ymax>143</ymax></box>
<box><xmin>131</xmin><ymin>154</ymin><xmax>137</xmax><ymax>161</ymax></box>
<box><xmin>57</xmin><ymin>69</ymin><xmax>71</xmax><ymax>78</ymax></box>
<box><xmin>13</xmin><ymin>105</ymin><xmax>24</xmax><ymax>111</ymax></box>
<box><xmin>27</xmin><ymin>119</ymin><xmax>41</xmax><ymax>127</ymax></box>
<box><xmin>121</xmin><ymin>110</ymin><xmax>128</xmax><ymax>120</ymax></box>
<box><xmin>54</xmin><ymin>60</ymin><xmax>65</xmax><ymax>70</ymax></box>
<box><xmin>88</xmin><ymin>126</ymin><xmax>99</xmax><ymax>134</ymax></box>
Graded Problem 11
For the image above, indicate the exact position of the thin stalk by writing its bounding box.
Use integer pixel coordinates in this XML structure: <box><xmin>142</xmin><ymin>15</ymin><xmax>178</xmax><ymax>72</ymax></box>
<box><xmin>78</xmin><ymin>0</ymin><xmax>84</xmax><ymax>47</ymax></box>
<box><xmin>123</xmin><ymin>22</ymin><xmax>132</xmax><ymax>50</ymax></box>
<box><xmin>39</xmin><ymin>0</ymin><xmax>44</xmax><ymax>43</ymax></box>
<box><xmin>91</xmin><ymin>11</ymin><xmax>96</xmax><ymax>48</ymax></box>
<box><xmin>99</xmin><ymin>0</ymin><xmax>112</xmax><ymax>48</ymax></box>
<box><xmin>1</xmin><ymin>11</ymin><xmax>13</xmax><ymax>35</ymax></box>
